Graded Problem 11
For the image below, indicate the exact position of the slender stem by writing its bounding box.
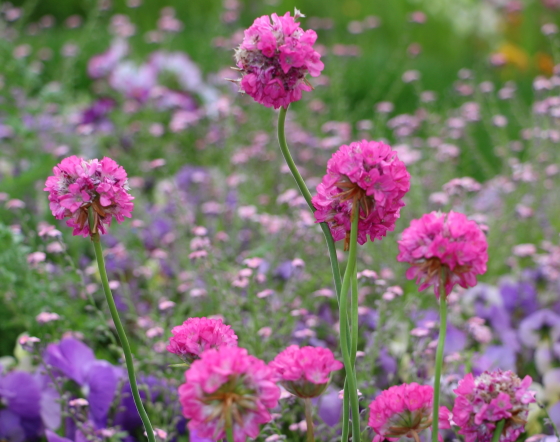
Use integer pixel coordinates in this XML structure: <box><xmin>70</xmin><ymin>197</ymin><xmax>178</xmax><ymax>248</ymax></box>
<box><xmin>277</xmin><ymin>106</ymin><xmax>343</xmax><ymax>300</ymax></box>
<box><xmin>304</xmin><ymin>398</ymin><xmax>315</xmax><ymax>442</ymax></box>
<box><xmin>341</xmin><ymin>379</ymin><xmax>350</xmax><ymax>442</ymax></box>
<box><xmin>491</xmin><ymin>419</ymin><xmax>505</xmax><ymax>442</ymax></box>
<box><xmin>339</xmin><ymin>211</ymin><xmax>361</xmax><ymax>441</ymax></box>
<box><xmin>225</xmin><ymin>405</ymin><xmax>234</xmax><ymax>442</ymax></box>
<box><xmin>277</xmin><ymin>106</ymin><xmax>356</xmax><ymax>439</ymax></box>
<box><xmin>351</xmin><ymin>268</ymin><xmax>358</xmax><ymax>366</ymax></box>
<box><xmin>88</xmin><ymin>209</ymin><xmax>155</xmax><ymax>442</ymax></box>
<box><xmin>431</xmin><ymin>277</ymin><xmax>448</xmax><ymax>442</ymax></box>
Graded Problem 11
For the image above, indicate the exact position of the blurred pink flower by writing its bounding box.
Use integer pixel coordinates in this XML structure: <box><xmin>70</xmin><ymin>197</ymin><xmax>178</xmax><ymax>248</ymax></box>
<box><xmin>312</xmin><ymin>140</ymin><xmax>410</xmax><ymax>250</ymax></box>
<box><xmin>234</xmin><ymin>10</ymin><xmax>324</xmax><ymax>109</ymax></box>
<box><xmin>270</xmin><ymin>345</ymin><xmax>342</xmax><ymax>398</ymax></box>
<box><xmin>452</xmin><ymin>370</ymin><xmax>536</xmax><ymax>442</ymax></box>
<box><xmin>397</xmin><ymin>211</ymin><xmax>488</xmax><ymax>298</ymax></box>
<box><xmin>368</xmin><ymin>383</ymin><xmax>449</xmax><ymax>442</ymax></box>
<box><xmin>44</xmin><ymin>156</ymin><xmax>134</xmax><ymax>237</ymax></box>
<box><xmin>179</xmin><ymin>347</ymin><xmax>280</xmax><ymax>442</ymax></box>
<box><xmin>167</xmin><ymin>317</ymin><xmax>238</xmax><ymax>363</ymax></box>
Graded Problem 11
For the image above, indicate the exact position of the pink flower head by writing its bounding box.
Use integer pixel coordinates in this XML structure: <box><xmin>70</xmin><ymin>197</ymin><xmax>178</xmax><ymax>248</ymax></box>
<box><xmin>270</xmin><ymin>345</ymin><xmax>343</xmax><ymax>398</ymax></box>
<box><xmin>368</xmin><ymin>383</ymin><xmax>446</xmax><ymax>441</ymax></box>
<box><xmin>179</xmin><ymin>346</ymin><xmax>280</xmax><ymax>442</ymax></box>
<box><xmin>234</xmin><ymin>10</ymin><xmax>324</xmax><ymax>109</ymax></box>
<box><xmin>312</xmin><ymin>140</ymin><xmax>410</xmax><ymax>250</ymax></box>
<box><xmin>44</xmin><ymin>156</ymin><xmax>134</xmax><ymax>237</ymax></box>
<box><xmin>167</xmin><ymin>317</ymin><xmax>238</xmax><ymax>363</ymax></box>
<box><xmin>397</xmin><ymin>211</ymin><xmax>488</xmax><ymax>298</ymax></box>
<box><xmin>452</xmin><ymin>370</ymin><xmax>536</xmax><ymax>442</ymax></box>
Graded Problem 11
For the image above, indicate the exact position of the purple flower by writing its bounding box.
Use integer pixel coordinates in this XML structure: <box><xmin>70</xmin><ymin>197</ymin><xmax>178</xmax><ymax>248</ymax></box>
<box><xmin>518</xmin><ymin>309</ymin><xmax>560</xmax><ymax>348</ymax></box>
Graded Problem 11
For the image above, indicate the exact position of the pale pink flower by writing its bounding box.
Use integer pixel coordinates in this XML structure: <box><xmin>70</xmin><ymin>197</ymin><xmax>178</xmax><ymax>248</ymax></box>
<box><xmin>312</xmin><ymin>140</ymin><xmax>410</xmax><ymax>250</ymax></box>
<box><xmin>270</xmin><ymin>345</ymin><xmax>343</xmax><ymax>398</ymax></box>
<box><xmin>87</xmin><ymin>39</ymin><xmax>128</xmax><ymax>79</ymax></box>
<box><xmin>44</xmin><ymin>156</ymin><xmax>134</xmax><ymax>237</ymax></box>
<box><xmin>397</xmin><ymin>211</ymin><xmax>488</xmax><ymax>298</ymax></box>
<box><xmin>179</xmin><ymin>347</ymin><xmax>280</xmax><ymax>442</ymax></box>
<box><xmin>452</xmin><ymin>370</ymin><xmax>536</xmax><ymax>442</ymax></box>
<box><xmin>368</xmin><ymin>383</ymin><xmax>450</xmax><ymax>442</ymax></box>
<box><xmin>234</xmin><ymin>11</ymin><xmax>324</xmax><ymax>109</ymax></box>
<box><xmin>167</xmin><ymin>317</ymin><xmax>238</xmax><ymax>363</ymax></box>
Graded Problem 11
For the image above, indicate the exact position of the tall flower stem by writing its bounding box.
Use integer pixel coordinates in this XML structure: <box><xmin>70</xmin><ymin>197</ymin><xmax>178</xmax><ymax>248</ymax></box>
<box><xmin>491</xmin><ymin>419</ymin><xmax>505</xmax><ymax>442</ymax></box>
<box><xmin>339</xmin><ymin>210</ymin><xmax>361</xmax><ymax>441</ymax></box>
<box><xmin>304</xmin><ymin>398</ymin><xmax>315</xmax><ymax>442</ymax></box>
<box><xmin>277</xmin><ymin>105</ymin><xmax>355</xmax><ymax>439</ymax></box>
<box><xmin>431</xmin><ymin>276</ymin><xmax>448</xmax><ymax>442</ymax></box>
<box><xmin>88</xmin><ymin>209</ymin><xmax>155</xmax><ymax>442</ymax></box>
<box><xmin>351</xmin><ymin>270</ymin><xmax>359</xmax><ymax>365</ymax></box>
<box><xmin>225</xmin><ymin>405</ymin><xmax>234</xmax><ymax>442</ymax></box>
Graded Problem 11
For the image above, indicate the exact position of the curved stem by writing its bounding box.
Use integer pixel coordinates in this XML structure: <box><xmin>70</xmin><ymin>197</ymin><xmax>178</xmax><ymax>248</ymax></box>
<box><xmin>277</xmin><ymin>106</ymin><xmax>355</xmax><ymax>438</ymax></box>
<box><xmin>304</xmin><ymin>398</ymin><xmax>315</xmax><ymax>442</ymax></box>
<box><xmin>88</xmin><ymin>209</ymin><xmax>155</xmax><ymax>442</ymax></box>
<box><xmin>431</xmin><ymin>278</ymin><xmax>448</xmax><ymax>442</ymax></box>
<box><xmin>339</xmin><ymin>211</ymin><xmax>361</xmax><ymax>441</ymax></box>
<box><xmin>491</xmin><ymin>419</ymin><xmax>505</xmax><ymax>442</ymax></box>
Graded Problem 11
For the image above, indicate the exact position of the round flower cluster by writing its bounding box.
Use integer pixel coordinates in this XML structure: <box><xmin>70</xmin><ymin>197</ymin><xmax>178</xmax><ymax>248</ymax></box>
<box><xmin>167</xmin><ymin>317</ymin><xmax>238</xmax><ymax>363</ymax></box>
<box><xmin>312</xmin><ymin>140</ymin><xmax>410</xmax><ymax>250</ymax></box>
<box><xmin>234</xmin><ymin>10</ymin><xmax>324</xmax><ymax>109</ymax></box>
<box><xmin>368</xmin><ymin>383</ymin><xmax>436</xmax><ymax>442</ymax></box>
<box><xmin>270</xmin><ymin>345</ymin><xmax>343</xmax><ymax>398</ymax></box>
<box><xmin>179</xmin><ymin>347</ymin><xmax>280</xmax><ymax>442</ymax></box>
<box><xmin>44</xmin><ymin>156</ymin><xmax>134</xmax><ymax>237</ymax></box>
<box><xmin>397</xmin><ymin>211</ymin><xmax>488</xmax><ymax>297</ymax></box>
<box><xmin>452</xmin><ymin>370</ymin><xmax>536</xmax><ymax>442</ymax></box>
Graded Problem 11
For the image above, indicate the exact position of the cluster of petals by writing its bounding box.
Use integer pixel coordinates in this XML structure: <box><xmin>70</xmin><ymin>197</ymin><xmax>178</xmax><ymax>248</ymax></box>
<box><xmin>368</xmin><ymin>383</ymin><xmax>445</xmax><ymax>442</ymax></box>
<box><xmin>179</xmin><ymin>346</ymin><xmax>280</xmax><ymax>442</ymax></box>
<box><xmin>44</xmin><ymin>156</ymin><xmax>134</xmax><ymax>237</ymax></box>
<box><xmin>270</xmin><ymin>345</ymin><xmax>343</xmax><ymax>398</ymax></box>
<box><xmin>451</xmin><ymin>370</ymin><xmax>536</xmax><ymax>442</ymax></box>
<box><xmin>397</xmin><ymin>211</ymin><xmax>488</xmax><ymax>297</ymax></box>
<box><xmin>312</xmin><ymin>140</ymin><xmax>410</xmax><ymax>247</ymax></box>
<box><xmin>167</xmin><ymin>317</ymin><xmax>238</xmax><ymax>363</ymax></box>
<box><xmin>234</xmin><ymin>11</ymin><xmax>324</xmax><ymax>109</ymax></box>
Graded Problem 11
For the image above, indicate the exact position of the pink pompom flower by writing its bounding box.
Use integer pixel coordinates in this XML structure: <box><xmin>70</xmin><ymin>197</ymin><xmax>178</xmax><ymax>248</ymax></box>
<box><xmin>179</xmin><ymin>347</ymin><xmax>280</xmax><ymax>442</ymax></box>
<box><xmin>270</xmin><ymin>345</ymin><xmax>343</xmax><ymax>398</ymax></box>
<box><xmin>167</xmin><ymin>317</ymin><xmax>238</xmax><ymax>363</ymax></box>
<box><xmin>312</xmin><ymin>140</ymin><xmax>410</xmax><ymax>250</ymax></box>
<box><xmin>234</xmin><ymin>10</ymin><xmax>324</xmax><ymax>109</ymax></box>
<box><xmin>44</xmin><ymin>156</ymin><xmax>134</xmax><ymax>237</ymax></box>
<box><xmin>451</xmin><ymin>370</ymin><xmax>536</xmax><ymax>442</ymax></box>
<box><xmin>397</xmin><ymin>211</ymin><xmax>488</xmax><ymax>298</ymax></box>
<box><xmin>368</xmin><ymin>383</ymin><xmax>449</xmax><ymax>442</ymax></box>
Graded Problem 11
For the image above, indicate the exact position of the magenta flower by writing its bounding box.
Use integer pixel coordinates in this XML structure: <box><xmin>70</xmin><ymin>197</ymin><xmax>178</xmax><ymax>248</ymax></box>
<box><xmin>397</xmin><ymin>211</ymin><xmax>488</xmax><ymax>298</ymax></box>
<box><xmin>368</xmin><ymin>383</ymin><xmax>449</xmax><ymax>442</ymax></box>
<box><xmin>167</xmin><ymin>317</ymin><xmax>238</xmax><ymax>363</ymax></box>
<box><xmin>234</xmin><ymin>10</ymin><xmax>324</xmax><ymax>109</ymax></box>
<box><xmin>312</xmin><ymin>140</ymin><xmax>410</xmax><ymax>250</ymax></box>
<box><xmin>270</xmin><ymin>345</ymin><xmax>343</xmax><ymax>398</ymax></box>
<box><xmin>44</xmin><ymin>156</ymin><xmax>134</xmax><ymax>237</ymax></box>
<box><xmin>451</xmin><ymin>370</ymin><xmax>536</xmax><ymax>442</ymax></box>
<box><xmin>178</xmin><ymin>347</ymin><xmax>280</xmax><ymax>442</ymax></box>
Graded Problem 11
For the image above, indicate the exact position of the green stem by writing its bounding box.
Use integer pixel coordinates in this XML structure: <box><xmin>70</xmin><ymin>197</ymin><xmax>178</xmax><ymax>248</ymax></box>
<box><xmin>277</xmin><ymin>106</ymin><xmax>355</xmax><ymax>439</ymax></box>
<box><xmin>351</xmin><ymin>268</ymin><xmax>358</xmax><ymax>367</ymax></box>
<box><xmin>304</xmin><ymin>398</ymin><xmax>315</xmax><ymax>442</ymax></box>
<box><xmin>225</xmin><ymin>405</ymin><xmax>234</xmax><ymax>442</ymax></box>
<box><xmin>491</xmin><ymin>419</ymin><xmax>505</xmax><ymax>442</ymax></box>
<box><xmin>277</xmin><ymin>106</ymin><xmax>343</xmax><ymax>300</ymax></box>
<box><xmin>339</xmin><ymin>211</ymin><xmax>361</xmax><ymax>441</ymax></box>
<box><xmin>431</xmin><ymin>277</ymin><xmax>448</xmax><ymax>442</ymax></box>
<box><xmin>341</xmin><ymin>379</ymin><xmax>350</xmax><ymax>442</ymax></box>
<box><xmin>88</xmin><ymin>209</ymin><xmax>155</xmax><ymax>442</ymax></box>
